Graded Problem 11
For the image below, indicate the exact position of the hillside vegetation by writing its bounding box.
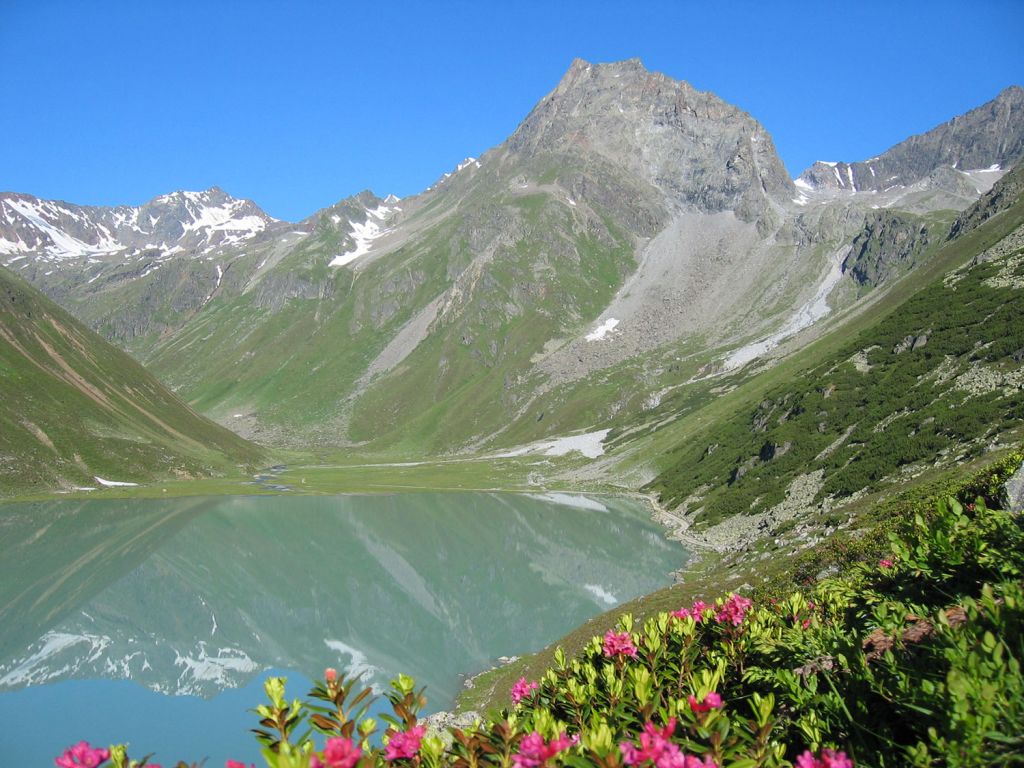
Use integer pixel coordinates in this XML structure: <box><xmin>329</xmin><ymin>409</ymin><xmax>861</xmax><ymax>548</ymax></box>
<box><xmin>641</xmin><ymin>169</ymin><xmax>1024</xmax><ymax>532</ymax></box>
<box><xmin>0</xmin><ymin>267</ymin><xmax>264</xmax><ymax>495</ymax></box>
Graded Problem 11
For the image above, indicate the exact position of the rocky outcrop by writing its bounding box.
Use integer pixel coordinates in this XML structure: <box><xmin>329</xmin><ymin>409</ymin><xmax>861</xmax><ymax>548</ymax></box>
<box><xmin>843</xmin><ymin>210</ymin><xmax>932</xmax><ymax>288</ymax></box>
<box><xmin>949</xmin><ymin>159</ymin><xmax>1024</xmax><ymax>239</ymax></box>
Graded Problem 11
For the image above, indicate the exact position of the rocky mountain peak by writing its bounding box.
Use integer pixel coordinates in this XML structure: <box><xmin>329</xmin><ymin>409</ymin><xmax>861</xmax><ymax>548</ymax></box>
<box><xmin>505</xmin><ymin>58</ymin><xmax>794</xmax><ymax>220</ymax></box>
<box><xmin>796</xmin><ymin>84</ymin><xmax>1024</xmax><ymax>195</ymax></box>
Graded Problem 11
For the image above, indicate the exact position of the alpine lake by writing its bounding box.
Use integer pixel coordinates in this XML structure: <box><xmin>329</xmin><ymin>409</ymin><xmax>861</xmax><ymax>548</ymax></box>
<box><xmin>0</xmin><ymin>491</ymin><xmax>686</xmax><ymax>765</ymax></box>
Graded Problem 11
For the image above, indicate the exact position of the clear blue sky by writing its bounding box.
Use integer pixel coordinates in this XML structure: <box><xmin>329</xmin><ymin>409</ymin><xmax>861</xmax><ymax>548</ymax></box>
<box><xmin>2</xmin><ymin>1</ymin><xmax>1022</xmax><ymax>221</ymax></box>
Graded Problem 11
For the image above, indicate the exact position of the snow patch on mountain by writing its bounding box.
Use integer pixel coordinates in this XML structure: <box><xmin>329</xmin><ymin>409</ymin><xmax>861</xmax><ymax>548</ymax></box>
<box><xmin>492</xmin><ymin>429</ymin><xmax>611</xmax><ymax>459</ymax></box>
<box><xmin>585</xmin><ymin>317</ymin><xmax>620</xmax><ymax>341</ymax></box>
<box><xmin>329</xmin><ymin>203</ymin><xmax>397</xmax><ymax>267</ymax></box>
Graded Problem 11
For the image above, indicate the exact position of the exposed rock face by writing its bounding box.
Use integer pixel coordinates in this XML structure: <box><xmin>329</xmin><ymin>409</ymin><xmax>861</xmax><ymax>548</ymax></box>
<box><xmin>507</xmin><ymin>58</ymin><xmax>795</xmax><ymax>223</ymax></box>
<box><xmin>1002</xmin><ymin>460</ymin><xmax>1024</xmax><ymax>513</ymax></box>
<box><xmin>843</xmin><ymin>210</ymin><xmax>932</xmax><ymax>288</ymax></box>
<box><xmin>949</xmin><ymin>158</ymin><xmax>1024</xmax><ymax>239</ymax></box>
<box><xmin>797</xmin><ymin>85</ymin><xmax>1024</xmax><ymax>193</ymax></box>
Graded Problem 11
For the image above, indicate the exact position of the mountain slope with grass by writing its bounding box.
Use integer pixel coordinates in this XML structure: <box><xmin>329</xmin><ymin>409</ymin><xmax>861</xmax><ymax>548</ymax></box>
<box><xmin>0</xmin><ymin>266</ymin><xmax>264</xmax><ymax>495</ymax></box>
<box><xmin>6</xmin><ymin>63</ymin><xmax>1019</xmax><ymax>457</ymax></box>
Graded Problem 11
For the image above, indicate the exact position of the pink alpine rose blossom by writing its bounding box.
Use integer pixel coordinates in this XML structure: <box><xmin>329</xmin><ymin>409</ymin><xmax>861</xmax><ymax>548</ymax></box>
<box><xmin>225</xmin><ymin>761</ymin><xmax>255</xmax><ymax>768</ymax></box>
<box><xmin>690</xmin><ymin>600</ymin><xmax>709</xmax><ymax>622</ymax></box>
<box><xmin>324</xmin><ymin>667</ymin><xmax>339</xmax><ymax>682</ymax></box>
<box><xmin>688</xmin><ymin>691</ymin><xmax>723</xmax><ymax>713</ymax></box>
<box><xmin>55</xmin><ymin>742</ymin><xmax>111</xmax><ymax>768</ymax></box>
<box><xmin>512</xmin><ymin>731</ymin><xmax>575</xmax><ymax>768</ymax></box>
<box><xmin>322</xmin><ymin>736</ymin><xmax>362</xmax><ymax>768</ymax></box>
<box><xmin>385</xmin><ymin>725</ymin><xmax>425</xmax><ymax>761</ymax></box>
<box><xmin>879</xmin><ymin>558</ymin><xmax>895</xmax><ymax>569</ymax></box>
<box><xmin>795</xmin><ymin>748</ymin><xmax>854</xmax><ymax>768</ymax></box>
<box><xmin>511</xmin><ymin>677</ymin><xmax>539</xmax><ymax>704</ymax></box>
<box><xmin>602</xmin><ymin>630</ymin><xmax>638</xmax><ymax>658</ymax></box>
<box><xmin>619</xmin><ymin>719</ymin><xmax>717</xmax><ymax>768</ymax></box>
<box><xmin>715</xmin><ymin>594</ymin><xmax>753</xmax><ymax>626</ymax></box>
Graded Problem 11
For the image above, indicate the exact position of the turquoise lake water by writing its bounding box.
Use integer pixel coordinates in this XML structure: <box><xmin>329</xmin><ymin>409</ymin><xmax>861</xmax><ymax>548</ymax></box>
<box><xmin>0</xmin><ymin>491</ymin><xmax>685</xmax><ymax>765</ymax></box>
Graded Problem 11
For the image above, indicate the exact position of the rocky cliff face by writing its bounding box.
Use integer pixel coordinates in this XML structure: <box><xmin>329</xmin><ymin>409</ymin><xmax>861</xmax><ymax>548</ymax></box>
<box><xmin>797</xmin><ymin>86</ymin><xmax>1024</xmax><ymax>195</ymax></box>
<box><xmin>507</xmin><ymin>58</ymin><xmax>794</xmax><ymax>224</ymax></box>
<box><xmin>842</xmin><ymin>210</ymin><xmax>933</xmax><ymax>288</ymax></box>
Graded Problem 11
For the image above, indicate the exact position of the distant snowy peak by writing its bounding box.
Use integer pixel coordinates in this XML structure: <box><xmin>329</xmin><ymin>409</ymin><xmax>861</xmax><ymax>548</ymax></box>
<box><xmin>328</xmin><ymin>195</ymin><xmax>402</xmax><ymax>268</ymax></box>
<box><xmin>0</xmin><ymin>188</ymin><xmax>277</xmax><ymax>265</ymax></box>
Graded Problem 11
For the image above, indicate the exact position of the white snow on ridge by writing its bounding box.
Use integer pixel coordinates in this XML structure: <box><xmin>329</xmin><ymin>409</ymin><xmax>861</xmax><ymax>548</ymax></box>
<box><xmin>4</xmin><ymin>199</ymin><xmax>120</xmax><ymax>259</ymax></box>
<box><xmin>456</xmin><ymin>157</ymin><xmax>482</xmax><ymax>172</ymax></box>
<box><xmin>793</xmin><ymin>178</ymin><xmax>815</xmax><ymax>191</ymax></box>
<box><xmin>329</xmin><ymin>203</ymin><xmax>396</xmax><ymax>268</ymax></box>
<box><xmin>585</xmin><ymin>317</ymin><xmax>619</xmax><ymax>341</ymax></box>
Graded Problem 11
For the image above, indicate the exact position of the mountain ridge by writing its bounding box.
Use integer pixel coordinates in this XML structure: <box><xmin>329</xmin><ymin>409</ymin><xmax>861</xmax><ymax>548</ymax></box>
<box><xmin>2</xmin><ymin>59</ymin><xmax>1020</xmax><ymax>455</ymax></box>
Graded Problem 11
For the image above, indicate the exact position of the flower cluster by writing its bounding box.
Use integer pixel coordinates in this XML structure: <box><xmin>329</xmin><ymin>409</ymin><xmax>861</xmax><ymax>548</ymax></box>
<box><xmin>385</xmin><ymin>725</ymin><xmax>425</xmax><ymax>761</ymax></box>
<box><xmin>55</xmin><ymin>742</ymin><xmax>112</xmax><ymax>768</ymax></box>
<box><xmin>671</xmin><ymin>599</ymin><xmax>710</xmax><ymax>623</ymax></box>
<box><xmin>511</xmin><ymin>676</ymin><xmax>539</xmax><ymax>704</ymax></box>
<box><xmin>714</xmin><ymin>594</ymin><xmax>753</xmax><ymax>627</ymax></box>
<box><xmin>795</xmin><ymin>748</ymin><xmax>854</xmax><ymax>768</ymax></box>
<box><xmin>226</xmin><ymin>761</ymin><xmax>253</xmax><ymax>768</ymax></box>
<box><xmin>878</xmin><ymin>558</ymin><xmax>895</xmax><ymax>569</ymax></box>
<box><xmin>314</xmin><ymin>737</ymin><xmax>362</xmax><ymax>768</ymax></box>
<box><xmin>512</xmin><ymin>731</ymin><xmax>575</xmax><ymax>768</ymax></box>
<box><xmin>602</xmin><ymin>629</ymin><xmax>638</xmax><ymax>658</ymax></box>
<box><xmin>687</xmin><ymin>691</ymin><xmax>723</xmax><ymax>714</ymax></box>
<box><xmin>619</xmin><ymin>719</ymin><xmax>717</xmax><ymax>768</ymax></box>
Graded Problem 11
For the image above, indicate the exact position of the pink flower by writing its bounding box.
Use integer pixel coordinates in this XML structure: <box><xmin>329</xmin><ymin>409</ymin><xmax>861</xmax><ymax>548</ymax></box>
<box><xmin>385</xmin><ymin>725</ymin><xmax>425</xmax><ymax>761</ymax></box>
<box><xmin>512</xmin><ymin>732</ymin><xmax>574</xmax><ymax>768</ymax></box>
<box><xmin>311</xmin><ymin>756</ymin><xmax>324</xmax><ymax>768</ymax></box>
<box><xmin>511</xmin><ymin>677</ymin><xmax>539</xmax><ymax>704</ymax></box>
<box><xmin>325</xmin><ymin>667</ymin><xmax>339</xmax><ymax>682</ymax></box>
<box><xmin>795</xmin><ymin>749</ymin><xmax>854</xmax><ymax>768</ymax></box>
<box><xmin>879</xmin><ymin>558</ymin><xmax>894</xmax><ymax>569</ymax></box>
<box><xmin>603</xmin><ymin>630</ymin><xmax>638</xmax><ymax>658</ymax></box>
<box><xmin>322</xmin><ymin>737</ymin><xmax>362</xmax><ymax>768</ymax></box>
<box><xmin>225</xmin><ymin>761</ymin><xmax>254</xmax><ymax>768</ymax></box>
<box><xmin>671</xmin><ymin>607</ymin><xmax>692</xmax><ymax>621</ymax></box>
<box><xmin>619</xmin><ymin>719</ymin><xmax>717</xmax><ymax>768</ymax></box>
<box><xmin>690</xmin><ymin>600</ymin><xmax>709</xmax><ymax>621</ymax></box>
<box><xmin>55</xmin><ymin>742</ymin><xmax>111</xmax><ymax>768</ymax></box>
<box><xmin>714</xmin><ymin>594</ymin><xmax>753</xmax><ymax>626</ymax></box>
<box><xmin>688</xmin><ymin>691</ymin><xmax>723</xmax><ymax>714</ymax></box>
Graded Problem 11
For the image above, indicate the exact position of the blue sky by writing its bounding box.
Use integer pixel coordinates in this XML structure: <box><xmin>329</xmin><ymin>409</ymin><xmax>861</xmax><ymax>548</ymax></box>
<box><xmin>2</xmin><ymin>1</ymin><xmax>1022</xmax><ymax>221</ymax></box>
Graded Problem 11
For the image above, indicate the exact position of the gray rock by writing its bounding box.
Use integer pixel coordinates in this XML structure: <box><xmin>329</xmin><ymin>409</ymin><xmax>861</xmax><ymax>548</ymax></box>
<box><xmin>1000</xmin><ymin>460</ymin><xmax>1024</xmax><ymax>513</ymax></box>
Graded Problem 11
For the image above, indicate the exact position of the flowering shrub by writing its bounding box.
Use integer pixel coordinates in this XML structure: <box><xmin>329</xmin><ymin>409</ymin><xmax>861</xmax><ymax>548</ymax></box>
<box><xmin>57</xmin><ymin>489</ymin><xmax>1024</xmax><ymax>768</ymax></box>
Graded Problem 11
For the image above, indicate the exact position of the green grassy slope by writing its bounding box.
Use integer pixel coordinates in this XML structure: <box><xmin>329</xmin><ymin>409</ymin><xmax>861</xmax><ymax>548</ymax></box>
<box><xmin>0</xmin><ymin>267</ymin><xmax>265</xmax><ymax>495</ymax></box>
<box><xmin>642</xmin><ymin>186</ymin><xmax>1024</xmax><ymax>524</ymax></box>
